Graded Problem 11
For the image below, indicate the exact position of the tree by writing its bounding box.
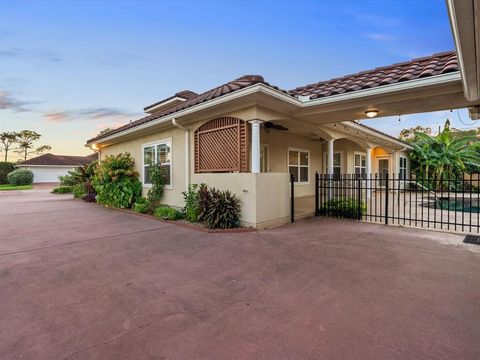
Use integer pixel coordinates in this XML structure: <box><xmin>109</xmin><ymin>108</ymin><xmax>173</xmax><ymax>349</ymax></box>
<box><xmin>97</xmin><ymin>128</ymin><xmax>113</xmax><ymax>137</ymax></box>
<box><xmin>14</xmin><ymin>130</ymin><xmax>52</xmax><ymax>161</ymax></box>
<box><xmin>399</xmin><ymin>125</ymin><xmax>432</xmax><ymax>142</ymax></box>
<box><xmin>0</xmin><ymin>132</ymin><xmax>18</xmax><ymax>162</ymax></box>
<box><xmin>410</xmin><ymin>119</ymin><xmax>480</xmax><ymax>186</ymax></box>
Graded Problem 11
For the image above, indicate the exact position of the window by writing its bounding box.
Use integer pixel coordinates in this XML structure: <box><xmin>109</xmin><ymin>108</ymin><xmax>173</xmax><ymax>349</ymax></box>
<box><xmin>324</xmin><ymin>152</ymin><xmax>342</xmax><ymax>177</ymax></box>
<box><xmin>142</xmin><ymin>139</ymin><xmax>172</xmax><ymax>187</ymax></box>
<box><xmin>354</xmin><ymin>153</ymin><xmax>366</xmax><ymax>178</ymax></box>
<box><xmin>399</xmin><ymin>157</ymin><xmax>407</xmax><ymax>179</ymax></box>
<box><xmin>288</xmin><ymin>148</ymin><xmax>309</xmax><ymax>183</ymax></box>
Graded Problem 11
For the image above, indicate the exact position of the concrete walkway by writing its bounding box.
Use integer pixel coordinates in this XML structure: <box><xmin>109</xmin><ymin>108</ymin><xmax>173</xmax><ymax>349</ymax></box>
<box><xmin>1</xmin><ymin>190</ymin><xmax>479</xmax><ymax>360</ymax></box>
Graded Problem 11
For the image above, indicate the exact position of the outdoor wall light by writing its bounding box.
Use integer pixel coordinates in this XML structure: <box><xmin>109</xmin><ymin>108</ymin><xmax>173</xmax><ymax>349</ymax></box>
<box><xmin>365</xmin><ymin>110</ymin><xmax>379</xmax><ymax>118</ymax></box>
<box><xmin>90</xmin><ymin>144</ymin><xmax>99</xmax><ymax>151</ymax></box>
<box><xmin>365</xmin><ymin>110</ymin><xmax>378</xmax><ymax>118</ymax></box>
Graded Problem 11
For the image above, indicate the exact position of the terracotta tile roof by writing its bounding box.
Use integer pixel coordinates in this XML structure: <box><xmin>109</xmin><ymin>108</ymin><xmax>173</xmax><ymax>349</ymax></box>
<box><xmin>143</xmin><ymin>90</ymin><xmax>199</xmax><ymax>111</ymax></box>
<box><xmin>87</xmin><ymin>52</ymin><xmax>459</xmax><ymax>143</ymax></box>
<box><xmin>18</xmin><ymin>153</ymin><xmax>98</xmax><ymax>166</ymax></box>
<box><xmin>88</xmin><ymin>75</ymin><xmax>285</xmax><ymax>143</ymax></box>
<box><xmin>289</xmin><ymin>51</ymin><xmax>458</xmax><ymax>99</ymax></box>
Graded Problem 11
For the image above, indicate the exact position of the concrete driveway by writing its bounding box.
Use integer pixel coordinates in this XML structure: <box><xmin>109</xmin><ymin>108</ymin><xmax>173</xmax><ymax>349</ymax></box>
<box><xmin>1</xmin><ymin>189</ymin><xmax>479</xmax><ymax>360</ymax></box>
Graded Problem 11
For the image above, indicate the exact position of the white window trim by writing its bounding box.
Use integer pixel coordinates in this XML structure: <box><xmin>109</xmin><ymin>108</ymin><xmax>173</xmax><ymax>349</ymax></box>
<box><xmin>141</xmin><ymin>138</ymin><xmax>173</xmax><ymax>189</ymax></box>
<box><xmin>399</xmin><ymin>156</ymin><xmax>408</xmax><ymax>179</ymax></box>
<box><xmin>353</xmin><ymin>151</ymin><xmax>367</xmax><ymax>175</ymax></box>
<box><xmin>287</xmin><ymin>147</ymin><xmax>310</xmax><ymax>185</ymax></box>
<box><xmin>324</xmin><ymin>150</ymin><xmax>343</xmax><ymax>174</ymax></box>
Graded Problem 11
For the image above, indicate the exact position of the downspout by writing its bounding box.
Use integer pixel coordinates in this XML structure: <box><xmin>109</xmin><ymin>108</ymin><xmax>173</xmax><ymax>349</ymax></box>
<box><xmin>172</xmin><ymin>118</ymin><xmax>190</xmax><ymax>191</ymax></box>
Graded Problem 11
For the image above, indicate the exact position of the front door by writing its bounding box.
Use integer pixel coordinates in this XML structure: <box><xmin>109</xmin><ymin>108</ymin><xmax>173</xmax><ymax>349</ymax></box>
<box><xmin>378</xmin><ymin>158</ymin><xmax>389</xmax><ymax>186</ymax></box>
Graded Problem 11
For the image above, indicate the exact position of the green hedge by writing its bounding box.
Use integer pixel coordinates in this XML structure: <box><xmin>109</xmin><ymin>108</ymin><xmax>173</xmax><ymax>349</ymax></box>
<box><xmin>0</xmin><ymin>162</ymin><xmax>15</xmax><ymax>184</ymax></box>
<box><xmin>154</xmin><ymin>206</ymin><xmax>183</xmax><ymax>220</ymax></box>
<box><xmin>319</xmin><ymin>198</ymin><xmax>366</xmax><ymax>219</ymax></box>
<box><xmin>7</xmin><ymin>168</ymin><xmax>34</xmax><ymax>185</ymax></box>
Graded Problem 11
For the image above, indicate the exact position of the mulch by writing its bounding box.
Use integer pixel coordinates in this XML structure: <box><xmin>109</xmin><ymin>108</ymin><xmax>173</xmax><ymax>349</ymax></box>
<box><xmin>86</xmin><ymin>200</ymin><xmax>256</xmax><ymax>233</ymax></box>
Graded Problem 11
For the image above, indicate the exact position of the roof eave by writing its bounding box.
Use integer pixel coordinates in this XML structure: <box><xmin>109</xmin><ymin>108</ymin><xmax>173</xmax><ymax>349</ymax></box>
<box><xmin>86</xmin><ymin>73</ymin><xmax>463</xmax><ymax>146</ymax></box>
<box><xmin>347</xmin><ymin>122</ymin><xmax>413</xmax><ymax>150</ymax></box>
<box><xmin>86</xmin><ymin>83</ymin><xmax>300</xmax><ymax>146</ymax></box>
<box><xmin>447</xmin><ymin>0</ymin><xmax>480</xmax><ymax>101</ymax></box>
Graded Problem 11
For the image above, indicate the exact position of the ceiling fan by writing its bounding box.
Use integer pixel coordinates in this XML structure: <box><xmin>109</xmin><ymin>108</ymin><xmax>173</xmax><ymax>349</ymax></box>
<box><xmin>310</xmin><ymin>137</ymin><xmax>326</xmax><ymax>143</ymax></box>
<box><xmin>262</xmin><ymin>121</ymin><xmax>289</xmax><ymax>133</ymax></box>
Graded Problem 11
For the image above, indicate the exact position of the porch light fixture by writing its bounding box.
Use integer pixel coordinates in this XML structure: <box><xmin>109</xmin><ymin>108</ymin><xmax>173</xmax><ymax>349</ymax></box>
<box><xmin>365</xmin><ymin>110</ymin><xmax>379</xmax><ymax>118</ymax></box>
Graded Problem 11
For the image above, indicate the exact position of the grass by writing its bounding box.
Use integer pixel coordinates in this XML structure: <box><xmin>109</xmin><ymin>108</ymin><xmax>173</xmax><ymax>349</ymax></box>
<box><xmin>0</xmin><ymin>184</ymin><xmax>33</xmax><ymax>191</ymax></box>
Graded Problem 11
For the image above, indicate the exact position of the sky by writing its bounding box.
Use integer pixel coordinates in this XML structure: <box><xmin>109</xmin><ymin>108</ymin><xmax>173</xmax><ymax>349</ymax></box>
<box><xmin>0</xmin><ymin>0</ymin><xmax>477</xmax><ymax>161</ymax></box>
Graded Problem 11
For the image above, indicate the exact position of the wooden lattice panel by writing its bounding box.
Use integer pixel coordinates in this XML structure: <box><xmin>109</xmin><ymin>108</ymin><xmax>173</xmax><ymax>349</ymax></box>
<box><xmin>195</xmin><ymin>117</ymin><xmax>249</xmax><ymax>173</ymax></box>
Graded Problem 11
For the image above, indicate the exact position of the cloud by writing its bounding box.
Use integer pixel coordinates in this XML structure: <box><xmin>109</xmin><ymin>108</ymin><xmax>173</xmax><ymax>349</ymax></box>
<box><xmin>0</xmin><ymin>47</ymin><xmax>61</xmax><ymax>62</ymax></box>
<box><xmin>0</xmin><ymin>28</ymin><xmax>12</xmax><ymax>41</ymax></box>
<box><xmin>362</xmin><ymin>33</ymin><xmax>395</xmax><ymax>42</ymax></box>
<box><xmin>43</xmin><ymin>107</ymin><xmax>139</xmax><ymax>123</ymax></box>
<box><xmin>0</xmin><ymin>91</ymin><xmax>34</xmax><ymax>112</ymax></box>
<box><xmin>349</xmin><ymin>12</ymin><xmax>402</xmax><ymax>28</ymax></box>
<box><xmin>94</xmin><ymin>51</ymin><xmax>148</xmax><ymax>67</ymax></box>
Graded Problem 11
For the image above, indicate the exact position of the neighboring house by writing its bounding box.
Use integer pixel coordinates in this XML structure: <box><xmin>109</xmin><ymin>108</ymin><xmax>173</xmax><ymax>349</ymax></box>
<box><xmin>85</xmin><ymin>5</ymin><xmax>480</xmax><ymax>228</ymax></box>
<box><xmin>16</xmin><ymin>153</ymin><xmax>98</xmax><ymax>183</ymax></box>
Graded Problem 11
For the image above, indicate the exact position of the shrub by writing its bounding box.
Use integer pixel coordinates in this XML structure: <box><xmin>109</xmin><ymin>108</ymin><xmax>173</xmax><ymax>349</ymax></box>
<box><xmin>59</xmin><ymin>171</ymin><xmax>82</xmax><ymax>186</ymax></box>
<box><xmin>146</xmin><ymin>164</ymin><xmax>165</xmax><ymax>210</ymax></box>
<box><xmin>318</xmin><ymin>198</ymin><xmax>366</xmax><ymax>219</ymax></box>
<box><xmin>154</xmin><ymin>205</ymin><xmax>183</xmax><ymax>220</ymax></box>
<box><xmin>0</xmin><ymin>162</ymin><xmax>15</xmax><ymax>184</ymax></box>
<box><xmin>72</xmin><ymin>183</ymin><xmax>86</xmax><ymax>198</ymax></box>
<box><xmin>82</xmin><ymin>161</ymin><xmax>98</xmax><ymax>202</ymax></box>
<box><xmin>182</xmin><ymin>184</ymin><xmax>200</xmax><ymax>222</ymax></box>
<box><xmin>7</xmin><ymin>168</ymin><xmax>34</xmax><ymax>185</ymax></box>
<box><xmin>92</xmin><ymin>153</ymin><xmax>142</xmax><ymax>208</ymax></box>
<box><xmin>197</xmin><ymin>183</ymin><xmax>211</xmax><ymax>223</ymax></box>
<box><xmin>51</xmin><ymin>186</ymin><xmax>73</xmax><ymax>194</ymax></box>
<box><xmin>202</xmin><ymin>188</ymin><xmax>241</xmax><ymax>229</ymax></box>
<box><xmin>133</xmin><ymin>197</ymin><xmax>149</xmax><ymax>214</ymax></box>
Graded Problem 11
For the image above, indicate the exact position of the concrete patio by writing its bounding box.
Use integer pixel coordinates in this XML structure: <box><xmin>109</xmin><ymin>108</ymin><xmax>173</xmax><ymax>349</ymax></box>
<box><xmin>1</xmin><ymin>189</ymin><xmax>479</xmax><ymax>360</ymax></box>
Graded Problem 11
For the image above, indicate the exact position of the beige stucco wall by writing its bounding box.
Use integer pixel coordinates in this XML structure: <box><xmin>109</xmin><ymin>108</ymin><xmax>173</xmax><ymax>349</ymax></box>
<box><xmin>260</xmin><ymin>130</ymin><xmax>323</xmax><ymax>197</ymax></box>
<box><xmin>97</xmin><ymin>104</ymin><xmax>409</xmax><ymax>228</ymax></box>
<box><xmin>98</xmin><ymin>105</ymin><xmax>261</xmax><ymax>209</ymax></box>
<box><xmin>321</xmin><ymin>138</ymin><xmax>366</xmax><ymax>174</ymax></box>
<box><xmin>99</xmin><ymin>127</ymin><xmax>187</xmax><ymax>208</ymax></box>
<box><xmin>191</xmin><ymin>172</ymin><xmax>290</xmax><ymax>228</ymax></box>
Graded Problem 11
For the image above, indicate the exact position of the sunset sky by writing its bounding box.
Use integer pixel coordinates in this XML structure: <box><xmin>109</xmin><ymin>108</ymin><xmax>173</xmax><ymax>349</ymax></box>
<box><xmin>0</xmin><ymin>0</ymin><xmax>475</xmax><ymax>161</ymax></box>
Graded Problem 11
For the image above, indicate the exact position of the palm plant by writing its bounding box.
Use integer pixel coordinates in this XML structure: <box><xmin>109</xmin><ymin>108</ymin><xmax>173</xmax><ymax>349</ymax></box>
<box><xmin>410</xmin><ymin>120</ymin><xmax>480</xmax><ymax>189</ymax></box>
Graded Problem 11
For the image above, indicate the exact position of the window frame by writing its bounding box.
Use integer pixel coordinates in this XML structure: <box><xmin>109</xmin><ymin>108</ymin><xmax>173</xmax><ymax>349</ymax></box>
<box><xmin>141</xmin><ymin>138</ymin><xmax>173</xmax><ymax>189</ymax></box>
<box><xmin>353</xmin><ymin>151</ymin><xmax>367</xmax><ymax>178</ymax></box>
<box><xmin>399</xmin><ymin>156</ymin><xmax>408</xmax><ymax>180</ymax></box>
<box><xmin>324</xmin><ymin>151</ymin><xmax>343</xmax><ymax>176</ymax></box>
<box><xmin>287</xmin><ymin>147</ymin><xmax>310</xmax><ymax>185</ymax></box>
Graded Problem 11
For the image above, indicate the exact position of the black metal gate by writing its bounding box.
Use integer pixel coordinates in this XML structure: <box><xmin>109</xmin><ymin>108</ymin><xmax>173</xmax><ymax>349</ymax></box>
<box><xmin>315</xmin><ymin>172</ymin><xmax>480</xmax><ymax>234</ymax></box>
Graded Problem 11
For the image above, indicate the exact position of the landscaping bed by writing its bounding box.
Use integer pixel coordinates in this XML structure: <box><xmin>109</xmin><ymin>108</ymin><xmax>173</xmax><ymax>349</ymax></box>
<box><xmin>55</xmin><ymin>152</ymin><xmax>247</xmax><ymax>232</ymax></box>
<box><xmin>96</xmin><ymin>203</ymin><xmax>255</xmax><ymax>233</ymax></box>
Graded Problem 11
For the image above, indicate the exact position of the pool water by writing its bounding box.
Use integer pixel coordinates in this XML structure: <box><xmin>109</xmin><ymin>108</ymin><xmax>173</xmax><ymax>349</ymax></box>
<box><xmin>435</xmin><ymin>198</ymin><xmax>480</xmax><ymax>213</ymax></box>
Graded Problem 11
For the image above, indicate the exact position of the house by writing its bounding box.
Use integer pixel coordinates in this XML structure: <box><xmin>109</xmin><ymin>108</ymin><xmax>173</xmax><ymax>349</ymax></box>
<box><xmin>85</xmin><ymin>52</ymin><xmax>474</xmax><ymax>228</ymax></box>
<box><xmin>85</xmin><ymin>1</ymin><xmax>480</xmax><ymax>228</ymax></box>
<box><xmin>16</xmin><ymin>153</ymin><xmax>98</xmax><ymax>183</ymax></box>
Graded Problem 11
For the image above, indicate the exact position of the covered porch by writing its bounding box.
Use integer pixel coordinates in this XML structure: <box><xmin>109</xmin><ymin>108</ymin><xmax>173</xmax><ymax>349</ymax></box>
<box><xmin>247</xmin><ymin>119</ymin><xmax>412</xmax><ymax>221</ymax></box>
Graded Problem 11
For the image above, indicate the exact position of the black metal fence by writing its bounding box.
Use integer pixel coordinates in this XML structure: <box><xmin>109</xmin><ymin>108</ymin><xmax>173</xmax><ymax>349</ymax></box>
<box><xmin>315</xmin><ymin>172</ymin><xmax>480</xmax><ymax>234</ymax></box>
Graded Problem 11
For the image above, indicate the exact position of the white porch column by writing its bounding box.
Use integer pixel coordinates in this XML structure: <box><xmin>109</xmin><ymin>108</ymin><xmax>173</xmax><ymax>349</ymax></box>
<box><xmin>250</xmin><ymin>120</ymin><xmax>263</xmax><ymax>174</ymax></box>
<box><xmin>366</xmin><ymin>147</ymin><xmax>372</xmax><ymax>198</ymax></box>
<box><xmin>327</xmin><ymin>139</ymin><xmax>334</xmax><ymax>175</ymax></box>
